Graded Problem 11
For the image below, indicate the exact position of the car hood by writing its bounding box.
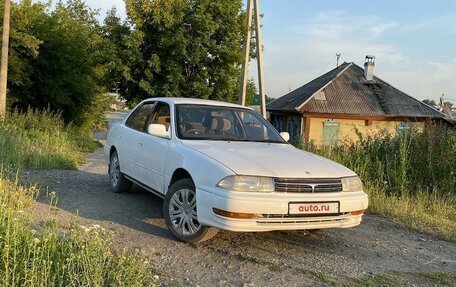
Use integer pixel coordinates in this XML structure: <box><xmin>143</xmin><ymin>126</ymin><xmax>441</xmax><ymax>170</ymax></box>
<box><xmin>181</xmin><ymin>140</ymin><xmax>356</xmax><ymax>178</ymax></box>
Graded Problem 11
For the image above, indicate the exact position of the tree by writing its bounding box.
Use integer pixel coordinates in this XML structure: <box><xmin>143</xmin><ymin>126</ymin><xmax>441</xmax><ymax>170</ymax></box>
<box><xmin>122</xmin><ymin>0</ymin><xmax>245</xmax><ymax>104</ymax></box>
<box><xmin>101</xmin><ymin>7</ymin><xmax>142</xmax><ymax>105</ymax></box>
<box><xmin>1</xmin><ymin>0</ymin><xmax>113</xmax><ymax>128</ymax></box>
<box><xmin>1</xmin><ymin>0</ymin><xmax>43</xmax><ymax>108</ymax></box>
<box><xmin>245</xmin><ymin>78</ymin><xmax>257</xmax><ymax>106</ymax></box>
<box><xmin>25</xmin><ymin>0</ymin><xmax>107</xmax><ymax>127</ymax></box>
<box><xmin>423</xmin><ymin>99</ymin><xmax>436</xmax><ymax>106</ymax></box>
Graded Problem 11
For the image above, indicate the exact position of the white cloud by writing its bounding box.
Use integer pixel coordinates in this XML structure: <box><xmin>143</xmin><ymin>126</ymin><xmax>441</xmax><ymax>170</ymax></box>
<box><xmin>381</xmin><ymin>61</ymin><xmax>456</xmax><ymax>100</ymax></box>
<box><xmin>401</xmin><ymin>13</ymin><xmax>456</xmax><ymax>35</ymax></box>
<box><xmin>248</xmin><ymin>9</ymin><xmax>456</xmax><ymax>101</ymax></box>
<box><xmin>295</xmin><ymin>10</ymin><xmax>398</xmax><ymax>41</ymax></box>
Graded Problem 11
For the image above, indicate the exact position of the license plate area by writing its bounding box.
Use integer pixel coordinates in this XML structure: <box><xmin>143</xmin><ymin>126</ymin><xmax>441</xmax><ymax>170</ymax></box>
<box><xmin>289</xmin><ymin>201</ymin><xmax>340</xmax><ymax>215</ymax></box>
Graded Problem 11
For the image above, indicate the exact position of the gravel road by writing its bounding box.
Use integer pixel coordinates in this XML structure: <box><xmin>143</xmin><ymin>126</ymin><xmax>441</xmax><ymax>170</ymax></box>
<box><xmin>27</xmin><ymin>111</ymin><xmax>456</xmax><ymax>286</ymax></box>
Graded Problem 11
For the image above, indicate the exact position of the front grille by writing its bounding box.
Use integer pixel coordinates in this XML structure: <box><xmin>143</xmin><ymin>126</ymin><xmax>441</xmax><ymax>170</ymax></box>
<box><xmin>274</xmin><ymin>178</ymin><xmax>343</xmax><ymax>193</ymax></box>
<box><xmin>262</xmin><ymin>213</ymin><xmax>348</xmax><ymax>218</ymax></box>
<box><xmin>256</xmin><ymin>213</ymin><xmax>351</xmax><ymax>224</ymax></box>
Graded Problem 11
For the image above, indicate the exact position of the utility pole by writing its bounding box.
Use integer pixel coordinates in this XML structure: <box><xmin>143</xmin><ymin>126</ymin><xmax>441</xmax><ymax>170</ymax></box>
<box><xmin>0</xmin><ymin>0</ymin><xmax>11</xmax><ymax>118</ymax></box>
<box><xmin>240</xmin><ymin>0</ymin><xmax>267</xmax><ymax>118</ymax></box>
<box><xmin>240</xmin><ymin>0</ymin><xmax>253</xmax><ymax>107</ymax></box>
<box><xmin>254</xmin><ymin>0</ymin><xmax>266</xmax><ymax>118</ymax></box>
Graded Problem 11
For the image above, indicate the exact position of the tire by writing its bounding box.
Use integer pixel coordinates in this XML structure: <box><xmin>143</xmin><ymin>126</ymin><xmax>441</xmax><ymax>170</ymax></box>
<box><xmin>109</xmin><ymin>150</ymin><xmax>132</xmax><ymax>193</ymax></box>
<box><xmin>164</xmin><ymin>179</ymin><xmax>218</xmax><ymax>243</ymax></box>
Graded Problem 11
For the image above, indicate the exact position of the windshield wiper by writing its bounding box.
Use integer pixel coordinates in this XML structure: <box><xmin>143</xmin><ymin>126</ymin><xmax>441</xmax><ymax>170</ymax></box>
<box><xmin>182</xmin><ymin>137</ymin><xmax>285</xmax><ymax>143</ymax></box>
<box><xmin>209</xmin><ymin>137</ymin><xmax>245</xmax><ymax>141</ymax></box>
<box><xmin>222</xmin><ymin>138</ymin><xmax>286</xmax><ymax>143</ymax></box>
<box><xmin>245</xmin><ymin>139</ymin><xmax>286</xmax><ymax>143</ymax></box>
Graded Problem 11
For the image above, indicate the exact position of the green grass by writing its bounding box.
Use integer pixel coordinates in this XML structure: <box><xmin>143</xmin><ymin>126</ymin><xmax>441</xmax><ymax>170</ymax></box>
<box><xmin>0</xmin><ymin>109</ymin><xmax>155</xmax><ymax>286</ymax></box>
<box><xmin>0</xmin><ymin>109</ymin><xmax>100</xmax><ymax>170</ymax></box>
<box><xmin>419</xmin><ymin>272</ymin><xmax>456</xmax><ymax>286</ymax></box>
<box><xmin>0</xmin><ymin>175</ymin><xmax>156</xmax><ymax>286</ymax></box>
<box><xmin>237</xmin><ymin>253</ymin><xmax>285</xmax><ymax>272</ymax></box>
<box><xmin>345</xmin><ymin>271</ymin><xmax>456</xmax><ymax>287</ymax></box>
<box><xmin>299</xmin><ymin>124</ymin><xmax>456</xmax><ymax>241</ymax></box>
<box><xmin>237</xmin><ymin>253</ymin><xmax>456</xmax><ymax>286</ymax></box>
<box><xmin>368</xmin><ymin>188</ymin><xmax>456</xmax><ymax>242</ymax></box>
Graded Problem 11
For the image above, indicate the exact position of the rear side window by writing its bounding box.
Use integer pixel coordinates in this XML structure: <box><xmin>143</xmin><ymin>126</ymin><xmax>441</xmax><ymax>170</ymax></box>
<box><xmin>126</xmin><ymin>103</ymin><xmax>154</xmax><ymax>131</ymax></box>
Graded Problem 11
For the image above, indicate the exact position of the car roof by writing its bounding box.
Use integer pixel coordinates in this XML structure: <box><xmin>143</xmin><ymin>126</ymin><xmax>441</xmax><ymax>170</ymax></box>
<box><xmin>142</xmin><ymin>97</ymin><xmax>252</xmax><ymax>110</ymax></box>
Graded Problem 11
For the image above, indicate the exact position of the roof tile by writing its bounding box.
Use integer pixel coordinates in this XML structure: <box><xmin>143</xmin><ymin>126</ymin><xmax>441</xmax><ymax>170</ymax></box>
<box><xmin>267</xmin><ymin>63</ymin><xmax>444</xmax><ymax>118</ymax></box>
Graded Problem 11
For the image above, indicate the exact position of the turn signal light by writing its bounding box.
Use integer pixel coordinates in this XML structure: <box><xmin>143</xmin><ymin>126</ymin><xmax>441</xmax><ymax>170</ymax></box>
<box><xmin>213</xmin><ymin>208</ymin><xmax>257</xmax><ymax>219</ymax></box>
<box><xmin>351</xmin><ymin>209</ymin><xmax>365</xmax><ymax>216</ymax></box>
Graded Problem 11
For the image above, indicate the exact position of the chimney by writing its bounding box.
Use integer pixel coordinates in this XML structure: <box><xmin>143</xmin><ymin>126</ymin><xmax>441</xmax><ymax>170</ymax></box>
<box><xmin>364</xmin><ymin>55</ymin><xmax>375</xmax><ymax>81</ymax></box>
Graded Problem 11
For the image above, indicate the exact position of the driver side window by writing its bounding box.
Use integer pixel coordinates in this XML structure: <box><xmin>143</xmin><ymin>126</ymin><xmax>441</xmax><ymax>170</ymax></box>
<box><xmin>126</xmin><ymin>102</ymin><xmax>155</xmax><ymax>131</ymax></box>
<box><xmin>149</xmin><ymin>102</ymin><xmax>171</xmax><ymax>132</ymax></box>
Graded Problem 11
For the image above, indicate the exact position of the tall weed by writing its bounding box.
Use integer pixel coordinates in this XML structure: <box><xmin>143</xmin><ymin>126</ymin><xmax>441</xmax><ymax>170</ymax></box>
<box><xmin>0</xmin><ymin>109</ymin><xmax>99</xmax><ymax>169</ymax></box>
<box><xmin>0</xmin><ymin>174</ymin><xmax>155</xmax><ymax>286</ymax></box>
<box><xmin>300</xmin><ymin>124</ymin><xmax>456</xmax><ymax>197</ymax></box>
<box><xmin>299</xmin><ymin>124</ymin><xmax>456</xmax><ymax>240</ymax></box>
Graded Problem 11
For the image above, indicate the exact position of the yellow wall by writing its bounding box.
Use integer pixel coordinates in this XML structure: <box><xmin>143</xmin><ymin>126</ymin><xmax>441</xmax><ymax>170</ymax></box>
<box><xmin>307</xmin><ymin>117</ymin><xmax>424</xmax><ymax>145</ymax></box>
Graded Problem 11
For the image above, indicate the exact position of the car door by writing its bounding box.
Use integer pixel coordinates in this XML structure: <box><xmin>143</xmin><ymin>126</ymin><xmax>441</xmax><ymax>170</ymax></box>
<box><xmin>135</xmin><ymin>101</ymin><xmax>172</xmax><ymax>194</ymax></box>
<box><xmin>119</xmin><ymin>102</ymin><xmax>155</xmax><ymax>178</ymax></box>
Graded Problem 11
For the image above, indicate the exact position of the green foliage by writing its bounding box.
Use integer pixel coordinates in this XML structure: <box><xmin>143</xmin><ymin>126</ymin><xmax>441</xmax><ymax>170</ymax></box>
<box><xmin>299</xmin><ymin>124</ymin><xmax>456</xmax><ymax>240</ymax></box>
<box><xmin>422</xmin><ymin>99</ymin><xmax>437</xmax><ymax>106</ymax></box>
<box><xmin>27</xmin><ymin>0</ymin><xmax>107</xmax><ymax>126</ymax></box>
<box><xmin>245</xmin><ymin>79</ymin><xmax>257</xmax><ymax>106</ymax></box>
<box><xmin>3</xmin><ymin>0</ymin><xmax>112</xmax><ymax>128</ymax></box>
<box><xmin>5</xmin><ymin>0</ymin><xmax>251</xmax><ymax>126</ymax></box>
<box><xmin>300</xmin><ymin>124</ymin><xmax>456</xmax><ymax>197</ymax></box>
<box><xmin>0</xmin><ymin>176</ymin><xmax>156</xmax><ymax>286</ymax></box>
<box><xmin>244</xmin><ymin>79</ymin><xmax>274</xmax><ymax>106</ymax></box>
<box><xmin>2</xmin><ymin>0</ymin><xmax>43</xmax><ymax>105</ymax></box>
<box><xmin>101</xmin><ymin>8</ymin><xmax>142</xmax><ymax>106</ymax></box>
<box><xmin>0</xmin><ymin>109</ymin><xmax>98</xmax><ymax>170</ymax></box>
<box><xmin>116</xmin><ymin>0</ymin><xmax>245</xmax><ymax>104</ymax></box>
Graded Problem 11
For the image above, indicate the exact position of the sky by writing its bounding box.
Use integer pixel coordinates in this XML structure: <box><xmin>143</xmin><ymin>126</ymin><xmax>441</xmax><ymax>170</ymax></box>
<box><xmin>85</xmin><ymin>0</ymin><xmax>456</xmax><ymax>102</ymax></box>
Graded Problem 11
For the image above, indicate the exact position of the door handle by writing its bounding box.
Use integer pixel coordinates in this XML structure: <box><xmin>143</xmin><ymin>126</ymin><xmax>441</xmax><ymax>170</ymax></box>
<box><xmin>137</xmin><ymin>141</ymin><xmax>143</xmax><ymax>147</ymax></box>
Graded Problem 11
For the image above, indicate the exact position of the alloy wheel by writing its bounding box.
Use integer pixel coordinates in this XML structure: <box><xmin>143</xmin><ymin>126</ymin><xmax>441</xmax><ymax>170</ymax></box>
<box><xmin>168</xmin><ymin>188</ymin><xmax>201</xmax><ymax>236</ymax></box>
<box><xmin>110</xmin><ymin>155</ymin><xmax>120</xmax><ymax>188</ymax></box>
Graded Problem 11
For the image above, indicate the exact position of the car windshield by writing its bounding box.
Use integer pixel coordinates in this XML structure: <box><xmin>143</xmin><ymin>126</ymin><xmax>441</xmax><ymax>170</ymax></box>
<box><xmin>176</xmin><ymin>104</ymin><xmax>286</xmax><ymax>143</ymax></box>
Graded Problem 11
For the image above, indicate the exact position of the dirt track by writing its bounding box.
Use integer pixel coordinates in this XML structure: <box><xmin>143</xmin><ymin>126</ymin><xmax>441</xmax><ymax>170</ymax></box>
<box><xmin>27</xmin><ymin>112</ymin><xmax>456</xmax><ymax>286</ymax></box>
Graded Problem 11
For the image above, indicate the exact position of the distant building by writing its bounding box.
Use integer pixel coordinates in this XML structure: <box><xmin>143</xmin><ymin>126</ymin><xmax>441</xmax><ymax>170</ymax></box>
<box><xmin>267</xmin><ymin>56</ymin><xmax>447</xmax><ymax>145</ymax></box>
<box><xmin>108</xmin><ymin>93</ymin><xmax>127</xmax><ymax>110</ymax></box>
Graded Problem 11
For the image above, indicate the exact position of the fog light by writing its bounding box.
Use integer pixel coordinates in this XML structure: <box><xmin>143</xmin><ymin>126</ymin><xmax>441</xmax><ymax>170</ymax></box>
<box><xmin>213</xmin><ymin>208</ymin><xmax>257</xmax><ymax>219</ymax></box>
<box><xmin>351</xmin><ymin>209</ymin><xmax>365</xmax><ymax>216</ymax></box>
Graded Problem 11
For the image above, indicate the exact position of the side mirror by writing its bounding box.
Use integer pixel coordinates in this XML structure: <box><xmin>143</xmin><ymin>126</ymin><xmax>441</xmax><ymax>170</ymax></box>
<box><xmin>280</xmin><ymin>132</ymin><xmax>290</xmax><ymax>142</ymax></box>
<box><xmin>148</xmin><ymin>124</ymin><xmax>169</xmax><ymax>138</ymax></box>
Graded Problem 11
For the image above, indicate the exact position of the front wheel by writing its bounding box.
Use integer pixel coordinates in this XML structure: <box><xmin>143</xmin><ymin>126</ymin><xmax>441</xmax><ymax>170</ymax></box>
<box><xmin>109</xmin><ymin>150</ymin><xmax>132</xmax><ymax>193</ymax></box>
<box><xmin>164</xmin><ymin>179</ymin><xmax>218</xmax><ymax>243</ymax></box>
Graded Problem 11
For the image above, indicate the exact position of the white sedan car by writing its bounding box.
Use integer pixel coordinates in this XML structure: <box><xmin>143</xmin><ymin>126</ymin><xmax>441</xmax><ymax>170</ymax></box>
<box><xmin>105</xmin><ymin>98</ymin><xmax>368</xmax><ymax>243</ymax></box>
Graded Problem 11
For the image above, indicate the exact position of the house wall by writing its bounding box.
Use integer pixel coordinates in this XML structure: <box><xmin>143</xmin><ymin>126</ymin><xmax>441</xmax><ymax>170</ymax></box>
<box><xmin>306</xmin><ymin>117</ymin><xmax>424</xmax><ymax>145</ymax></box>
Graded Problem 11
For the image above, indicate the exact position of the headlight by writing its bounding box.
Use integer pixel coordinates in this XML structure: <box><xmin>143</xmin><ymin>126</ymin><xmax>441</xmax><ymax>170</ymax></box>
<box><xmin>341</xmin><ymin>176</ymin><xmax>363</xmax><ymax>192</ymax></box>
<box><xmin>217</xmin><ymin>175</ymin><xmax>274</xmax><ymax>192</ymax></box>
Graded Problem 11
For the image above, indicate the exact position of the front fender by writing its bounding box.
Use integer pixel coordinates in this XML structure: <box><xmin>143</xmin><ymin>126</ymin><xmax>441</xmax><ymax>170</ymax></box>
<box><xmin>163</xmin><ymin>142</ymin><xmax>235</xmax><ymax>194</ymax></box>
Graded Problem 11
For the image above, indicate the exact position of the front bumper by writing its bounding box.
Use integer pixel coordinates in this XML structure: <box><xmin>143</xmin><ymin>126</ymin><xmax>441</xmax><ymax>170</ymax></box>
<box><xmin>196</xmin><ymin>188</ymin><xmax>368</xmax><ymax>232</ymax></box>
